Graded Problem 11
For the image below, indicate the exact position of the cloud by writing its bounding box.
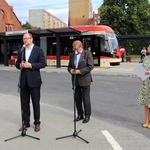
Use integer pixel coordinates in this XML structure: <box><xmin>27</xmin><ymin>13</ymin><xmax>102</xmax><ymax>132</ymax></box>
<box><xmin>47</xmin><ymin>8</ymin><xmax>68</xmax><ymax>24</ymax></box>
<box><xmin>6</xmin><ymin>0</ymin><xmax>37</xmax><ymax>23</ymax></box>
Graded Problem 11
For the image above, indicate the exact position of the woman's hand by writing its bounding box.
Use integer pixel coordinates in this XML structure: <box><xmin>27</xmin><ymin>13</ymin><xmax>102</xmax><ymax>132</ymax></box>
<box><xmin>138</xmin><ymin>76</ymin><xmax>142</xmax><ymax>80</ymax></box>
<box><xmin>145</xmin><ymin>71</ymin><xmax>150</xmax><ymax>75</ymax></box>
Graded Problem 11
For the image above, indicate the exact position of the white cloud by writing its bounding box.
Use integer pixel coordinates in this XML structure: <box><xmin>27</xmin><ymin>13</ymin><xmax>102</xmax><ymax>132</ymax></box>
<box><xmin>47</xmin><ymin>8</ymin><xmax>68</xmax><ymax>15</ymax></box>
<box><xmin>47</xmin><ymin>8</ymin><xmax>68</xmax><ymax>24</ymax></box>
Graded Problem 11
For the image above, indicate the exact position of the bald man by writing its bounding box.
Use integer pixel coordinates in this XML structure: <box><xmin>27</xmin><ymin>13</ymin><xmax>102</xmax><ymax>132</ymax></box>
<box><xmin>16</xmin><ymin>33</ymin><xmax>46</xmax><ymax>132</ymax></box>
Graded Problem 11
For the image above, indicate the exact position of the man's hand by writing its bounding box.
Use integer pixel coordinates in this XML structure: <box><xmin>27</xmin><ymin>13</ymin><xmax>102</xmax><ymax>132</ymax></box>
<box><xmin>70</xmin><ymin>69</ymin><xmax>75</xmax><ymax>74</ymax></box>
<box><xmin>75</xmin><ymin>70</ymin><xmax>81</xmax><ymax>74</ymax></box>
<box><xmin>70</xmin><ymin>69</ymin><xmax>81</xmax><ymax>74</ymax></box>
<box><xmin>21</xmin><ymin>61</ymin><xmax>31</xmax><ymax>68</ymax></box>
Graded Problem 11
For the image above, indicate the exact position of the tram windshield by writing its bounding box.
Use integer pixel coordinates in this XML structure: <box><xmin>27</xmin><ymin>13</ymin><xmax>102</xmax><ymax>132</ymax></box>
<box><xmin>107</xmin><ymin>32</ymin><xmax>119</xmax><ymax>52</ymax></box>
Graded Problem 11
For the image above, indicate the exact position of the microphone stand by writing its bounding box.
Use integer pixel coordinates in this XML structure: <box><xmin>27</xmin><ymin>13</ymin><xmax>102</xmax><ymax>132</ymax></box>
<box><xmin>56</xmin><ymin>54</ymin><xmax>89</xmax><ymax>143</ymax></box>
<box><xmin>5</xmin><ymin>48</ymin><xmax>40</xmax><ymax>142</ymax></box>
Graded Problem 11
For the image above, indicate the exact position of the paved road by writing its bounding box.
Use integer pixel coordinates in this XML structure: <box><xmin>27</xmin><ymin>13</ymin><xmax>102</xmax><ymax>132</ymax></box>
<box><xmin>0</xmin><ymin>62</ymin><xmax>150</xmax><ymax>150</ymax></box>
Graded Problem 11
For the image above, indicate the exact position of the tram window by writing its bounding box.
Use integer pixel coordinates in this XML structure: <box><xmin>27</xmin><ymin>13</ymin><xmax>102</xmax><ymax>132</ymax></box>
<box><xmin>101</xmin><ymin>38</ymin><xmax>109</xmax><ymax>52</ymax></box>
<box><xmin>83</xmin><ymin>38</ymin><xmax>91</xmax><ymax>51</ymax></box>
<box><xmin>64</xmin><ymin>47</ymin><xmax>69</xmax><ymax>55</ymax></box>
<box><xmin>63</xmin><ymin>47</ymin><xmax>73</xmax><ymax>55</ymax></box>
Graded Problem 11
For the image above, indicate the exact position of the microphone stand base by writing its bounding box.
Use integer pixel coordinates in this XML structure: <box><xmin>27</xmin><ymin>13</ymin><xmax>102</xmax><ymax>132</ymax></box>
<box><xmin>56</xmin><ymin>129</ymin><xmax>89</xmax><ymax>144</ymax></box>
<box><xmin>4</xmin><ymin>129</ymin><xmax>40</xmax><ymax>142</ymax></box>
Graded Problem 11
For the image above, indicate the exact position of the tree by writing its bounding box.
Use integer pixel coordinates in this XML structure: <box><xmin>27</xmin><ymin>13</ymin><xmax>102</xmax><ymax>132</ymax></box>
<box><xmin>22</xmin><ymin>21</ymin><xmax>40</xmax><ymax>30</ymax></box>
<box><xmin>99</xmin><ymin>0</ymin><xmax>150</xmax><ymax>55</ymax></box>
<box><xmin>99</xmin><ymin>0</ymin><xmax>150</xmax><ymax>35</ymax></box>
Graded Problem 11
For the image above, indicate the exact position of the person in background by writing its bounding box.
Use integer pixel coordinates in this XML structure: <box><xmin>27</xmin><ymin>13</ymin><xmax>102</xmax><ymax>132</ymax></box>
<box><xmin>139</xmin><ymin>47</ymin><xmax>147</xmax><ymax>63</ymax></box>
<box><xmin>15</xmin><ymin>33</ymin><xmax>46</xmax><ymax>132</ymax></box>
<box><xmin>138</xmin><ymin>44</ymin><xmax>150</xmax><ymax>128</ymax></box>
<box><xmin>67</xmin><ymin>40</ymin><xmax>94</xmax><ymax>123</ymax></box>
<box><xmin>148</xmin><ymin>44</ymin><xmax>150</xmax><ymax>55</ymax></box>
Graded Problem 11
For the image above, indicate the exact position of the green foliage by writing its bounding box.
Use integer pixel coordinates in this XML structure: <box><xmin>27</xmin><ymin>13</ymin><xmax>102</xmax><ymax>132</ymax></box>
<box><xmin>99</xmin><ymin>0</ymin><xmax>150</xmax><ymax>35</ymax></box>
<box><xmin>22</xmin><ymin>22</ymin><xmax>40</xmax><ymax>30</ymax></box>
<box><xmin>99</xmin><ymin>0</ymin><xmax>150</xmax><ymax>54</ymax></box>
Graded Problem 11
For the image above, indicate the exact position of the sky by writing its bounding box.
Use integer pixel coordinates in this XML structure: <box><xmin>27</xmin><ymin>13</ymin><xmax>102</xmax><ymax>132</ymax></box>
<box><xmin>6</xmin><ymin>0</ymin><xmax>103</xmax><ymax>25</ymax></box>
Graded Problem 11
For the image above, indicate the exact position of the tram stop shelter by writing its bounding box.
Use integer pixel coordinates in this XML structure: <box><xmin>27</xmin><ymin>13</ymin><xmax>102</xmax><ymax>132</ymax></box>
<box><xmin>0</xmin><ymin>27</ymin><xmax>83</xmax><ymax>68</ymax></box>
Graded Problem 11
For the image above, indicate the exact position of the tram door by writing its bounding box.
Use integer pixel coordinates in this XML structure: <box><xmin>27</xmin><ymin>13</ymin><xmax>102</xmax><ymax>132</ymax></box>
<box><xmin>83</xmin><ymin>37</ymin><xmax>100</xmax><ymax>66</ymax></box>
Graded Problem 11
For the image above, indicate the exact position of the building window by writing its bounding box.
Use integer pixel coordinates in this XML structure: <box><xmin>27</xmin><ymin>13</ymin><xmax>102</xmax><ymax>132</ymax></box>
<box><xmin>1</xmin><ymin>9</ymin><xmax>5</xmax><ymax>19</ymax></box>
<box><xmin>5</xmin><ymin>26</ymin><xmax>8</xmax><ymax>31</ymax></box>
<box><xmin>9</xmin><ymin>25</ymin><xmax>13</xmax><ymax>31</ymax></box>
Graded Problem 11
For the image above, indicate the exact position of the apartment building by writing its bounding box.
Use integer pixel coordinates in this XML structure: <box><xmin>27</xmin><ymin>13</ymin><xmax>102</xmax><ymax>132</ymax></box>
<box><xmin>68</xmin><ymin>0</ymin><xmax>98</xmax><ymax>26</ymax></box>
<box><xmin>0</xmin><ymin>0</ymin><xmax>22</xmax><ymax>32</ymax></box>
<box><xmin>29</xmin><ymin>9</ymin><xmax>66</xmax><ymax>29</ymax></box>
<box><xmin>88</xmin><ymin>10</ymin><xmax>100</xmax><ymax>25</ymax></box>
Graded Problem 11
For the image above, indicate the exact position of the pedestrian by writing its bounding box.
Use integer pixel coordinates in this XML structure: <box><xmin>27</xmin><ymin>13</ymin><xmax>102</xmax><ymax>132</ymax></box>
<box><xmin>15</xmin><ymin>33</ymin><xmax>46</xmax><ymax>132</ymax></box>
<box><xmin>67</xmin><ymin>40</ymin><xmax>94</xmax><ymax>123</ymax></box>
<box><xmin>147</xmin><ymin>44</ymin><xmax>150</xmax><ymax>51</ymax></box>
<box><xmin>138</xmin><ymin>44</ymin><xmax>150</xmax><ymax>128</ymax></box>
<box><xmin>139</xmin><ymin>47</ymin><xmax>147</xmax><ymax>63</ymax></box>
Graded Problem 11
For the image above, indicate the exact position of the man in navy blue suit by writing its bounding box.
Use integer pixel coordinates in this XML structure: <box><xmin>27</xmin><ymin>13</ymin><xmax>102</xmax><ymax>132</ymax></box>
<box><xmin>16</xmin><ymin>33</ymin><xmax>46</xmax><ymax>132</ymax></box>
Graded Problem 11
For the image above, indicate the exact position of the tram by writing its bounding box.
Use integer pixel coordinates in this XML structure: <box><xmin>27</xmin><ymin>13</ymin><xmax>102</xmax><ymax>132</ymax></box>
<box><xmin>46</xmin><ymin>25</ymin><xmax>125</xmax><ymax>67</ymax></box>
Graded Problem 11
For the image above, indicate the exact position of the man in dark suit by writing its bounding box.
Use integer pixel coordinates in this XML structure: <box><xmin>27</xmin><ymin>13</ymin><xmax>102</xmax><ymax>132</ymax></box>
<box><xmin>68</xmin><ymin>40</ymin><xmax>94</xmax><ymax>123</ymax></box>
<box><xmin>16</xmin><ymin>33</ymin><xmax>46</xmax><ymax>132</ymax></box>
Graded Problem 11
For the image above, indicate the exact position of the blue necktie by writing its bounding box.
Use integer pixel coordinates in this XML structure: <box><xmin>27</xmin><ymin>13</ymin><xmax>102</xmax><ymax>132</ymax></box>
<box><xmin>74</xmin><ymin>54</ymin><xmax>77</xmax><ymax>69</ymax></box>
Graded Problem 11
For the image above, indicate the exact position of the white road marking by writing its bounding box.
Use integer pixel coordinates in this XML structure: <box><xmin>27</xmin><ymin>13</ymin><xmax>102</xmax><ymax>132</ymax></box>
<box><xmin>101</xmin><ymin>130</ymin><xmax>123</xmax><ymax>150</ymax></box>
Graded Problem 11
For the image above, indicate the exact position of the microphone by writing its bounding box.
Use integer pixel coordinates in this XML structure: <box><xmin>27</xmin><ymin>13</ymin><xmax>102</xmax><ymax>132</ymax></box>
<box><xmin>20</xmin><ymin>45</ymin><xmax>25</xmax><ymax>62</ymax></box>
<box><xmin>75</xmin><ymin>51</ymin><xmax>78</xmax><ymax>55</ymax></box>
<box><xmin>20</xmin><ymin>44</ymin><xmax>25</xmax><ymax>52</ymax></box>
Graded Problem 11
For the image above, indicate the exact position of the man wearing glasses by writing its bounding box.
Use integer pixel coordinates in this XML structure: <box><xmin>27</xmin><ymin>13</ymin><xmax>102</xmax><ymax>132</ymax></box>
<box><xmin>68</xmin><ymin>40</ymin><xmax>94</xmax><ymax>123</ymax></box>
<box><xmin>16</xmin><ymin>33</ymin><xmax>46</xmax><ymax>132</ymax></box>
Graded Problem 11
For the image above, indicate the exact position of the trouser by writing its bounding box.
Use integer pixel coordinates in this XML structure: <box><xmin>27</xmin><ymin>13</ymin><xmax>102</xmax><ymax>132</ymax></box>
<box><xmin>74</xmin><ymin>85</ymin><xmax>91</xmax><ymax>117</ymax></box>
<box><xmin>20</xmin><ymin>84</ymin><xmax>41</xmax><ymax>125</ymax></box>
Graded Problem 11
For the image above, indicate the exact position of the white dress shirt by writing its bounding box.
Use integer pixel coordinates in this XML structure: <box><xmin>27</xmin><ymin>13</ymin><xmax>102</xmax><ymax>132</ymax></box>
<box><xmin>75</xmin><ymin>49</ymin><xmax>83</xmax><ymax>68</ymax></box>
<box><xmin>25</xmin><ymin>44</ymin><xmax>34</xmax><ymax>62</ymax></box>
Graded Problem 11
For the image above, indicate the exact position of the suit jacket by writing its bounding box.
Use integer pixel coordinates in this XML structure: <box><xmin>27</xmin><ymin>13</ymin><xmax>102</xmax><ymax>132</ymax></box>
<box><xmin>67</xmin><ymin>50</ymin><xmax>94</xmax><ymax>87</ymax></box>
<box><xmin>16</xmin><ymin>45</ymin><xmax>46</xmax><ymax>87</ymax></box>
